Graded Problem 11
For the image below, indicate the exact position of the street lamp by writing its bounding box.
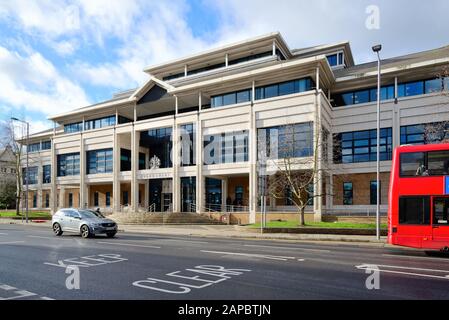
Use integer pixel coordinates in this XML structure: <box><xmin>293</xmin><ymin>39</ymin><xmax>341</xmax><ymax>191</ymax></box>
<box><xmin>11</xmin><ymin>117</ymin><xmax>29</xmax><ymax>224</ymax></box>
<box><xmin>372</xmin><ymin>44</ymin><xmax>382</xmax><ymax>240</ymax></box>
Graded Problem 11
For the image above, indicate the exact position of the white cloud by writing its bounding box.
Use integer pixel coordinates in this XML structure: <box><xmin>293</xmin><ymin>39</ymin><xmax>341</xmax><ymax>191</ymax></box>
<box><xmin>50</xmin><ymin>40</ymin><xmax>78</xmax><ymax>56</ymax></box>
<box><xmin>0</xmin><ymin>45</ymin><xmax>91</xmax><ymax>116</ymax></box>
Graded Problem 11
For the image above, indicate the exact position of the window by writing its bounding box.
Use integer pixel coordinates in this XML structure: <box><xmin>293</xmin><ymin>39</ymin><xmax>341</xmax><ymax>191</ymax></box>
<box><xmin>399</xmin><ymin>196</ymin><xmax>430</xmax><ymax>225</ymax></box>
<box><xmin>105</xmin><ymin>192</ymin><xmax>111</xmax><ymax>207</ymax></box>
<box><xmin>211</xmin><ymin>89</ymin><xmax>251</xmax><ymax>108</ymax></box>
<box><xmin>428</xmin><ymin>151</ymin><xmax>449</xmax><ymax>175</ymax></box>
<box><xmin>68</xmin><ymin>193</ymin><xmax>73</xmax><ymax>208</ymax></box>
<box><xmin>284</xmin><ymin>187</ymin><xmax>293</xmax><ymax>205</ymax></box>
<box><xmin>343</xmin><ymin>182</ymin><xmax>353</xmax><ymax>205</ymax></box>
<box><xmin>334</xmin><ymin>128</ymin><xmax>392</xmax><ymax>164</ymax></box>
<box><xmin>326</xmin><ymin>52</ymin><xmax>344</xmax><ymax>67</ymax></box>
<box><xmin>32</xmin><ymin>193</ymin><xmax>37</xmax><ymax>208</ymax></box>
<box><xmin>370</xmin><ymin>181</ymin><xmax>380</xmax><ymax>205</ymax></box>
<box><xmin>255</xmin><ymin>77</ymin><xmax>314</xmax><ymax>100</ymax></box>
<box><xmin>258</xmin><ymin>122</ymin><xmax>314</xmax><ymax>160</ymax></box>
<box><xmin>84</xmin><ymin>115</ymin><xmax>116</xmax><ymax>130</ymax></box>
<box><xmin>123</xmin><ymin>191</ymin><xmax>129</xmax><ymax>206</ymax></box>
<box><xmin>45</xmin><ymin>193</ymin><xmax>49</xmax><ymax>208</ymax></box>
<box><xmin>42</xmin><ymin>165</ymin><xmax>51</xmax><ymax>184</ymax></box>
<box><xmin>120</xmin><ymin>149</ymin><xmax>131</xmax><ymax>171</ymax></box>
<box><xmin>27</xmin><ymin>143</ymin><xmax>40</xmax><ymax>153</ymax></box>
<box><xmin>433</xmin><ymin>198</ymin><xmax>449</xmax><ymax>225</ymax></box>
<box><xmin>400</xmin><ymin>152</ymin><xmax>426</xmax><ymax>177</ymax></box>
<box><xmin>425</xmin><ymin>78</ymin><xmax>442</xmax><ymax>94</ymax></box>
<box><xmin>139</xmin><ymin>153</ymin><xmax>146</xmax><ymax>170</ymax></box>
<box><xmin>87</xmin><ymin>149</ymin><xmax>113</xmax><ymax>174</ymax></box>
<box><xmin>41</xmin><ymin>141</ymin><xmax>51</xmax><ymax>150</ymax></box>
<box><xmin>94</xmin><ymin>192</ymin><xmax>99</xmax><ymax>207</ymax></box>
<box><xmin>306</xmin><ymin>184</ymin><xmax>314</xmax><ymax>206</ymax></box>
<box><xmin>57</xmin><ymin>153</ymin><xmax>80</xmax><ymax>176</ymax></box>
<box><xmin>64</xmin><ymin>122</ymin><xmax>83</xmax><ymax>133</ymax></box>
<box><xmin>23</xmin><ymin>166</ymin><xmax>38</xmax><ymax>184</ymax></box>
<box><xmin>180</xmin><ymin>123</ymin><xmax>196</xmax><ymax>167</ymax></box>
<box><xmin>404</xmin><ymin>81</ymin><xmax>424</xmax><ymax>96</ymax></box>
<box><xmin>400</xmin><ymin>122</ymin><xmax>449</xmax><ymax>145</ymax></box>
<box><xmin>203</xmin><ymin>131</ymin><xmax>249</xmax><ymax>165</ymax></box>
<box><xmin>141</xmin><ymin>128</ymin><xmax>172</xmax><ymax>168</ymax></box>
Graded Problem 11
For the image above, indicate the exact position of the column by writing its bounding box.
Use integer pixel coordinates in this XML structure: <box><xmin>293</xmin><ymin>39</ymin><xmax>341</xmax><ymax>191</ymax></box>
<box><xmin>249</xmin><ymin>81</ymin><xmax>257</xmax><ymax>223</ymax></box>
<box><xmin>327</xmin><ymin>173</ymin><xmax>334</xmax><ymax>213</ymax></box>
<box><xmin>172</xmin><ymin>121</ymin><xmax>180</xmax><ymax>213</ymax></box>
<box><xmin>50</xmin><ymin>137</ymin><xmax>57</xmax><ymax>213</ymax></box>
<box><xmin>37</xmin><ymin>164</ymin><xmax>42</xmax><ymax>209</ymax></box>
<box><xmin>131</xmin><ymin>128</ymin><xmax>139</xmax><ymax>212</ymax></box>
<box><xmin>79</xmin><ymin>133</ymin><xmax>86</xmax><ymax>208</ymax></box>
<box><xmin>196</xmin><ymin>113</ymin><xmax>203</xmax><ymax>213</ymax></box>
<box><xmin>144</xmin><ymin>180</ymin><xmax>149</xmax><ymax>210</ymax></box>
<box><xmin>59</xmin><ymin>186</ymin><xmax>65</xmax><ymax>208</ymax></box>
<box><xmin>113</xmin><ymin>129</ymin><xmax>121</xmax><ymax>212</ymax></box>
<box><xmin>313</xmin><ymin>67</ymin><xmax>323</xmax><ymax>222</ymax></box>
<box><xmin>221</xmin><ymin>178</ymin><xmax>228</xmax><ymax>212</ymax></box>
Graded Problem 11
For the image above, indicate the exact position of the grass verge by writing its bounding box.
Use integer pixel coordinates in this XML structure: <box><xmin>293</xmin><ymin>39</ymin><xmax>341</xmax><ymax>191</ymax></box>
<box><xmin>0</xmin><ymin>211</ymin><xmax>51</xmax><ymax>219</ymax></box>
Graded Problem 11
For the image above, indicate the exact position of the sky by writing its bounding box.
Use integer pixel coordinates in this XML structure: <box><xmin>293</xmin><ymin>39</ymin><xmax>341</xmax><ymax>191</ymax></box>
<box><xmin>0</xmin><ymin>0</ymin><xmax>448</xmax><ymax>134</ymax></box>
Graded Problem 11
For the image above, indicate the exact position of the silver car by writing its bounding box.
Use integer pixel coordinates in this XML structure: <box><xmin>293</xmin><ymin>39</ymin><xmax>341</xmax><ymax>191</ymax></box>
<box><xmin>52</xmin><ymin>209</ymin><xmax>117</xmax><ymax>238</ymax></box>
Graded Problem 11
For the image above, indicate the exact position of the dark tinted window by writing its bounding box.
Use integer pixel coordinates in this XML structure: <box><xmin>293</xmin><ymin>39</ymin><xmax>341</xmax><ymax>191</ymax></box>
<box><xmin>343</xmin><ymin>182</ymin><xmax>353</xmax><ymax>205</ymax></box>
<box><xmin>400</xmin><ymin>152</ymin><xmax>426</xmax><ymax>176</ymax></box>
<box><xmin>427</xmin><ymin>150</ymin><xmax>449</xmax><ymax>175</ymax></box>
<box><xmin>399</xmin><ymin>196</ymin><xmax>430</xmax><ymax>225</ymax></box>
<box><xmin>405</xmin><ymin>81</ymin><xmax>424</xmax><ymax>96</ymax></box>
<box><xmin>433</xmin><ymin>198</ymin><xmax>449</xmax><ymax>225</ymax></box>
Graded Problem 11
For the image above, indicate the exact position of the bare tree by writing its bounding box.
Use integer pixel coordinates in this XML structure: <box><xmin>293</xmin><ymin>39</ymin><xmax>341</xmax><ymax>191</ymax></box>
<box><xmin>258</xmin><ymin>122</ymin><xmax>329</xmax><ymax>226</ymax></box>
<box><xmin>0</xmin><ymin>120</ymin><xmax>23</xmax><ymax>216</ymax></box>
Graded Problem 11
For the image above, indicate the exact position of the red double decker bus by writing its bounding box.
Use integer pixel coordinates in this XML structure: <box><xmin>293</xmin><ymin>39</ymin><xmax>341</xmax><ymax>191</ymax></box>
<box><xmin>388</xmin><ymin>143</ymin><xmax>449</xmax><ymax>250</ymax></box>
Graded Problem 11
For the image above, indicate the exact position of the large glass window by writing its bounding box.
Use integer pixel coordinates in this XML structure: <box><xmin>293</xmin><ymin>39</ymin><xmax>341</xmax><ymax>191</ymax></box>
<box><xmin>343</xmin><ymin>182</ymin><xmax>353</xmax><ymax>205</ymax></box>
<box><xmin>140</xmin><ymin>127</ymin><xmax>172</xmax><ymax>168</ymax></box>
<box><xmin>211</xmin><ymin>89</ymin><xmax>251</xmax><ymax>108</ymax></box>
<box><xmin>23</xmin><ymin>166</ymin><xmax>38</xmax><ymax>184</ymax></box>
<box><xmin>139</xmin><ymin>153</ymin><xmax>146</xmax><ymax>170</ymax></box>
<box><xmin>180</xmin><ymin>123</ymin><xmax>196</xmax><ymax>167</ymax></box>
<box><xmin>120</xmin><ymin>149</ymin><xmax>131</xmax><ymax>171</ymax></box>
<box><xmin>400</xmin><ymin>122</ymin><xmax>449</xmax><ymax>145</ymax></box>
<box><xmin>42</xmin><ymin>165</ymin><xmax>51</xmax><ymax>184</ymax></box>
<box><xmin>428</xmin><ymin>151</ymin><xmax>449</xmax><ymax>176</ymax></box>
<box><xmin>258</xmin><ymin>122</ymin><xmax>313</xmax><ymax>160</ymax></box>
<box><xmin>204</xmin><ymin>131</ymin><xmax>249</xmax><ymax>165</ymax></box>
<box><xmin>87</xmin><ymin>149</ymin><xmax>113</xmax><ymax>174</ymax></box>
<box><xmin>400</xmin><ymin>152</ymin><xmax>426</xmax><ymax>177</ymax></box>
<box><xmin>41</xmin><ymin>141</ymin><xmax>51</xmax><ymax>150</ymax></box>
<box><xmin>64</xmin><ymin>122</ymin><xmax>83</xmax><ymax>133</ymax></box>
<box><xmin>57</xmin><ymin>153</ymin><xmax>80</xmax><ymax>176</ymax></box>
<box><xmin>334</xmin><ymin>128</ymin><xmax>392</xmax><ymax>164</ymax></box>
<box><xmin>255</xmin><ymin>77</ymin><xmax>314</xmax><ymax>101</ymax></box>
<box><xmin>399</xmin><ymin>196</ymin><xmax>430</xmax><ymax>225</ymax></box>
<box><xmin>84</xmin><ymin>115</ymin><xmax>116</xmax><ymax>131</ymax></box>
<box><xmin>27</xmin><ymin>143</ymin><xmax>40</xmax><ymax>153</ymax></box>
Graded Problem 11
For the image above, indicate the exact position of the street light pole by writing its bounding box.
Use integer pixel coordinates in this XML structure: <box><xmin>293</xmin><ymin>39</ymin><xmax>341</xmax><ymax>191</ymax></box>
<box><xmin>11</xmin><ymin>117</ymin><xmax>30</xmax><ymax>224</ymax></box>
<box><xmin>372</xmin><ymin>44</ymin><xmax>382</xmax><ymax>240</ymax></box>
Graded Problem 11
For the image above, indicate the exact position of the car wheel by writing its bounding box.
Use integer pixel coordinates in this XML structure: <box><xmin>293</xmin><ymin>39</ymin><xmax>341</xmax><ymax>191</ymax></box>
<box><xmin>53</xmin><ymin>223</ymin><xmax>63</xmax><ymax>236</ymax></box>
<box><xmin>106</xmin><ymin>232</ymin><xmax>116</xmax><ymax>238</ymax></box>
<box><xmin>80</xmin><ymin>225</ymin><xmax>91</xmax><ymax>238</ymax></box>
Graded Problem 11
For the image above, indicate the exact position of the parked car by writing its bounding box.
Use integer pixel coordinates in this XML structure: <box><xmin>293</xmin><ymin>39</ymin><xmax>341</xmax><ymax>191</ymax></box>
<box><xmin>52</xmin><ymin>208</ymin><xmax>117</xmax><ymax>238</ymax></box>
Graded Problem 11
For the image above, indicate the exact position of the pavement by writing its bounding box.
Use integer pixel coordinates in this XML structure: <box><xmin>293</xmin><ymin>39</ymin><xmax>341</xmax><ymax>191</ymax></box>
<box><xmin>1</xmin><ymin>222</ymin><xmax>449</xmax><ymax>300</ymax></box>
<box><xmin>0</xmin><ymin>219</ymin><xmax>387</xmax><ymax>245</ymax></box>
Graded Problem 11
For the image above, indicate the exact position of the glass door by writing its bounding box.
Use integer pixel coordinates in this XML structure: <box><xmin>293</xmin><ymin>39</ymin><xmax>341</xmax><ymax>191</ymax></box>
<box><xmin>432</xmin><ymin>196</ymin><xmax>449</xmax><ymax>244</ymax></box>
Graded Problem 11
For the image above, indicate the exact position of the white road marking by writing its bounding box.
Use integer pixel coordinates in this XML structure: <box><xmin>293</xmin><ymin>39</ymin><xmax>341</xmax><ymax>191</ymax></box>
<box><xmin>45</xmin><ymin>254</ymin><xmax>127</xmax><ymax>269</ymax></box>
<box><xmin>243</xmin><ymin>244</ymin><xmax>330</xmax><ymax>253</ymax></box>
<box><xmin>383</xmin><ymin>253</ymin><xmax>449</xmax><ymax>262</ymax></box>
<box><xmin>200</xmin><ymin>250</ymin><xmax>301</xmax><ymax>261</ymax></box>
<box><xmin>356</xmin><ymin>264</ymin><xmax>449</xmax><ymax>280</ymax></box>
<box><xmin>98</xmin><ymin>241</ymin><xmax>161</xmax><ymax>249</ymax></box>
<box><xmin>0</xmin><ymin>241</ymin><xmax>24</xmax><ymax>245</ymax></box>
<box><xmin>0</xmin><ymin>283</ymin><xmax>53</xmax><ymax>300</ymax></box>
<box><xmin>163</xmin><ymin>239</ymin><xmax>209</xmax><ymax>244</ymax></box>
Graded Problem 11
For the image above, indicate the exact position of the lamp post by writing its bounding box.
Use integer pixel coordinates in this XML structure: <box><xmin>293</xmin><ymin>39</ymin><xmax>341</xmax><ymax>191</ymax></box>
<box><xmin>372</xmin><ymin>44</ymin><xmax>382</xmax><ymax>240</ymax></box>
<box><xmin>11</xmin><ymin>117</ymin><xmax>29</xmax><ymax>224</ymax></box>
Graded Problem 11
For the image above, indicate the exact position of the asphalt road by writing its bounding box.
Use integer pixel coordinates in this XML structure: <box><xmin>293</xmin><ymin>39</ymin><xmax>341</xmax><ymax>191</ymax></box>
<box><xmin>1</xmin><ymin>223</ymin><xmax>449</xmax><ymax>300</ymax></box>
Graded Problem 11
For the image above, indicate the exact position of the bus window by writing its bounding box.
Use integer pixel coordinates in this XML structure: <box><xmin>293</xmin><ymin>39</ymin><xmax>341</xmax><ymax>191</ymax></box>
<box><xmin>399</xmin><ymin>196</ymin><xmax>430</xmax><ymax>225</ymax></box>
<box><xmin>433</xmin><ymin>198</ymin><xmax>449</xmax><ymax>225</ymax></box>
<box><xmin>427</xmin><ymin>150</ymin><xmax>449</xmax><ymax>176</ymax></box>
<box><xmin>400</xmin><ymin>152</ymin><xmax>426</xmax><ymax>176</ymax></box>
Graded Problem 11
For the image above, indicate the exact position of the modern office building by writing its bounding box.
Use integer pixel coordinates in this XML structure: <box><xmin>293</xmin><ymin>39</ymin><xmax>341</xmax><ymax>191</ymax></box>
<box><xmin>20</xmin><ymin>32</ymin><xmax>449</xmax><ymax>223</ymax></box>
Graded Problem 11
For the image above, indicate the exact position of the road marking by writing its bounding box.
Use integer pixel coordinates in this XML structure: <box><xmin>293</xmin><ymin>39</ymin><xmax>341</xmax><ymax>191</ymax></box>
<box><xmin>0</xmin><ymin>283</ymin><xmax>53</xmax><ymax>300</ymax></box>
<box><xmin>98</xmin><ymin>241</ymin><xmax>161</xmax><ymax>249</ymax></box>
<box><xmin>243</xmin><ymin>244</ymin><xmax>330</xmax><ymax>253</ymax></box>
<box><xmin>356</xmin><ymin>264</ymin><xmax>449</xmax><ymax>280</ymax></box>
<box><xmin>0</xmin><ymin>233</ymin><xmax>8</xmax><ymax>235</ymax></box>
<box><xmin>383</xmin><ymin>253</ymin><xmax>449</xmax><ymax>262</ymax></box>
<box><xmin>0</xmin><ymin>241</ymin><xmax>24</xmax><ymax>245</ymax></box>
<box><xmin>200</xmin><ymin>250</ymin><xmax>302</xmax><ymax>261</ymax></box>
<box><xmin>45</xmin><ymin>254</ymin><xmax>128</xmax><ymax>269</ymax></box>
<box><xmin>163</xmin><ymin>239</ymin><xmax>209</xmax><ymax>244</ymax></box>
<box><xmin>133</xmin><ymin>265</ymin><xmax>251</xmax><ymax>294</ymax></box>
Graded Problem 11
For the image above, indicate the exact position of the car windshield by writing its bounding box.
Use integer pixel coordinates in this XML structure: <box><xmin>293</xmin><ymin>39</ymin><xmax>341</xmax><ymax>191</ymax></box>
<box><xmin>78</xmin><ymin>210</ymin><xmax>104</xmax><ymax>219</ymax></box>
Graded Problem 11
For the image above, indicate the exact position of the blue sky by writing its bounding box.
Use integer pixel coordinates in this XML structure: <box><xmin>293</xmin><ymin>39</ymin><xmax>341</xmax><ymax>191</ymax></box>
<box><xmin>0</xmin><ymin>0</ymin><xmax>448</xmax><ymax>134</ymax></box>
